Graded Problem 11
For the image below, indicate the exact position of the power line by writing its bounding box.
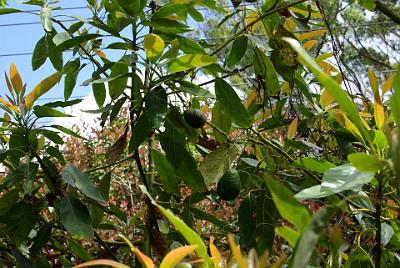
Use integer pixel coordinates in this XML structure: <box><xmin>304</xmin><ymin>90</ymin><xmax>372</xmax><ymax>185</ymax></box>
<box><xmin>0</xmin><ymin>18</ymin><xmax>77</xmax><ymax>27</ymax></box>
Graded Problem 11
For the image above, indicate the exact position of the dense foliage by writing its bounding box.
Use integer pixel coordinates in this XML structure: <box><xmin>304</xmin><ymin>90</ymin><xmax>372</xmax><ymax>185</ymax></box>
<box><xmin>0</xmin><ymin>0</ymin><xmax>399</xmax><ymax>267</ymax></box>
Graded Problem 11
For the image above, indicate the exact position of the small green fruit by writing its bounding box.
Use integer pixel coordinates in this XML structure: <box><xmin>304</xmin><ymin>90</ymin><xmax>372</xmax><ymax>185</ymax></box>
<box><xmin>217</xmin><ymin>169</ymin><xmax>241</xmax><ymax>201</ymax></box>
<box><xmin>183</xmin><ymin>109</ymin><xmax>207</xmax><ymax>129</ymax></box>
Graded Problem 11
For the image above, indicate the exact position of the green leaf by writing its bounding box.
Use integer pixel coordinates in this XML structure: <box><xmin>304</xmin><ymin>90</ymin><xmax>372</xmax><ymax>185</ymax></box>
<box><xmin>63</xmin><ymin>58</ymin><xmax>80</xmax><ymax>100</ymax></box>
<box><xmin>390</xmin><ymin>70</ymin><xmax>400</xmax><ymax>127</ymax></box>
<box><xmin>275</xmin><ymin>226</ymin><xmax>300</xmax><ymax>247</ymax></box>
<box><xmin>59</xmin><ymin>196</ymin><xmax>94</xmax><ymax>239</ymax></box>
<box><xmin>144</xmin><ymin>87</ymin><xmax>168</xmax><ymax>129</ymax></box>
<box><xmin>90</xmin><ymin>172</ymin><xmax>111</xmax><ymax>226</ymax></box>
<box><xmin>321</xmin><ymin>164</ymin><xmax>374</xmax><ymax>193</ymax></box>
<box><xmin>39</xmin><ymin>7</ymin><xmax>52</xmax><ymax>32</ymax></box>
<box><xmin>215</xmin><ymin>78</ymin><xmax>250</xmax><ymax>128</ymax></box>
<box><xmin>358</xmin><ymin>0</ymin><xmax>376</xmax><ymax>11</ymax></box>
<box><xmin>253</xmin><ymin>47</ymin><xmax>280</xmax><ymax>95</ymax></box>
<box><xmin>69</xmin><ymin>239</ymin><xmax>94</xmax><ymax>261</ymax></box>
<box><xmin>198</xmin><ymin>144</ymin><xmax>240</xmax><ymax>185</ymax></box>
<box><xmin>0</xmin><ymin>8</ymin><xmax>22</xmax><ymax>15</ymax></box>
<box><xmin>128</xmin><ymin>112</ymin><xmax>153</xmax><ymax>153</ymax></box>
<box><xmin>51</xmin><ymin>34</ymin><xmax>102</xmax><ymax>54</ymax></box>
<box><xmin>290</xmin><ymin>206</ymin><xmax>338</xmax><ymax>268</ymax></box>
<box><xmin>159</xmin><ymin>120</ymin><xmax>206</xmax><ymax>192</ymax></box>
<box><xmin>109</xmin><ymin>62</ymin><xmax>128</xmax><ymax>100</ymax></box>
<box><xmin>30</xmin><ymin>223</ymin><xmax>52</xmax><ymax>255</ymax></box>
<box><xmin>116</xmin><ymin>0</ymin><xmax>141</xmax><ymax>16</ymax></box>
<box><xmin>32</xmin><ymin>36</ymin><xmax>47</xmax><ymax>71</ymax></box>
<box><xmin>226</xmin><ymin>35</ymin><xmax>248</xmax><ymax>67</ymax></box>
<box><xmin>348</xmin><ymin>153</ymin><xmax>386</xmax><ymax>172</ymax></box>
<box><xmin>344</xmin><ymin>247</ymin><xmax>374</xmax><ymax>268</ymax></box>
<box><xmin>92</xmin><ymin>73</ymin><xmax>106</xmax><ymax>107</ymax></box>
<box><xmin>152</xmin><ymin>3</ymin><xmax>186</xmax><ymax>17</ymax></box>
<box><xmin>294</xmin><ymin>185</ymin><xmax>333</xmax><ymax>200</ymax></box>
<box><xmin>50</xmin><ymin>124</ymin><xmax>85</xmax><ymax>139</ymax></box>
<box><xmin>140</xmin><ymin>185</ymin><xmax>212</xmax><ymax>267</ymax></box>
<box><xmin>0</xmin><ymin>188</ymin><xmax>19</xmax><ymax>215</ymax></box>
<box><xmin>294</xmin><ymin>157</ymin><xmax>335</xmax><ymax>173</ymax></box>
<box><xmin>238</xmin><ymin>195</ymin><xmax>256</xmax><ymax>246</ymax></box>
<box><xmin>284</xmin><ymin>38</ymin><xmax>371</xmax><ymax>145</ymax></box>
<box><xmin>212</xmin><ymin>102</ymin><xmax>231</xmax><ymax>142</ymax></box>
<box><xmin>36</xmin><ymin>129</ymin><xmax>64</xmax><ymax>144</ymax></box>
<box><xmin>177</xmin><ymin>37</ymin><xmax>205</xmax><ymax>54</ymax></box>
<box><xmin>189</xmin><ymin>206</ymin><xmax>232</xmax><ymax>231</ymax></box>
<box><xmin>152</xmin><ymin>149</ymin><xmax>179</xmax><ymax>196</ymax></box>
<box><xmin>44</xmin><ymin>98</ymin><xmax>82</xmax><ymax>108</ymax></box>
<box><xmin>168</xmin><ymin>54</ymin><xmax>216</xmax><ymax>73</ymax></box>
<box><xmin>178</xmin><ymin>81</ymin><xmax>215</xmax><ymax>98</ymax></box>
<box><xmin>61</xmin><ymin>165</ymin><xmax>106</xmax><ymax>204</ymax></box>
<box><xmin>266</xmin><ymin>176</ymin><xmax>311</xmax><ymax>232</ymax></box>
<box><xmin>33</xmin><ymin>106</ymin><xmax>72</xmax><ymax>118</ymax></box>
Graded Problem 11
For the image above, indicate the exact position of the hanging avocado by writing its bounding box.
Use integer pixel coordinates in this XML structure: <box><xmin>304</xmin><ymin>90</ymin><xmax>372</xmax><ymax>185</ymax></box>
<box><xmin>183</xmin><ymin>109</ymin><xmax>207</xmax><ymax>129</ymax></box>
<box><xmin>217</xmin><ymin>169</ymin><xmax>241</xmax><ymax>201</ymax></box>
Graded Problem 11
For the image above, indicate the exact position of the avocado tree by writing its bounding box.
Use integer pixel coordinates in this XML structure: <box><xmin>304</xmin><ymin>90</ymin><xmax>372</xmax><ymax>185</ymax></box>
<box><xmin>0</xmin><ymin>0</ymin><xmax>399</xmax><ymax>267</ymax></box>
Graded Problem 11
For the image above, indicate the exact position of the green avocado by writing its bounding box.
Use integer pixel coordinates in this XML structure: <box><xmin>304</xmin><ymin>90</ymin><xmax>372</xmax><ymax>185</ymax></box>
<box><xmin>183</xmin><ymin>109</ymin><xmax>207</xmax><ymax>129</ymax></box>
<box><xmin>217</xmin><ymin>169</ymin><xmax>241</xmax><ymax>201</ymax></box>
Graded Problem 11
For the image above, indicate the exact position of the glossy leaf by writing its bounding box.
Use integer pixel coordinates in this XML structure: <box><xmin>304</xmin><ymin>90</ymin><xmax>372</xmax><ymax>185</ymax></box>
<box><xmin>59</xmin><ymin>197</ymin><xmax>94</xmax><ymax>239</ymax></box>
<box><xmin>168</xmin><ymin>54</ymin><xmax>216</xmax><ymax>73</ymax></box>
<box><xmin>140</xmin><ymin>185</ymin><xmax>211</xmax><ymax>266</ymax></box>
<box><xmin>0</xmin><ymin>8</ymin><xmax>21</xmax><ymax>15</ymax></box>
<box><xmin>92</xmin><ymin>73</ymin><xmax>106</xmax><ymax>107</ymax></box>
<box><xmin>39</xmin><ymin>7</ymin><xmax>52</xmax><ymax>32</ymax></box>
<box><xmin>109</xmin><ymin>62</ymin><xmax>128</xmax><ymax>99</ymax></box>
<box><xmin>10</xmin><ymin>63</ymin><xmax>23</xmax><ymax>94</ymax></box>
<box><xmin>215</xmin><ymin>78</ymin><xmax>250</xmax><ymax>128</ymax></box>
<box><xmin>61</xmin><ymin>165</ymin><xmax>106</xmax><ymax>204</ymax></box>
<box><xmin>25</xmin><ymin>71</ymin><xmax>62</xmax><ymax>110</ymax></box>
<box><xmin>294</xmin><ymin>157</ymin><xmax>335</xmax><ymax>173</ymax></box>
<box><xmin>33</xmin><ymin>106</ymin><xmax>72</xmax><ymax>118</ymax></box>
<box><xmin>32</xmin><ymin>36</ymin><xmax>48</xmax><ymax>71</ymax></box>
<box><xmin>51</xmin><ymin>34</ymin><xmax>102</xmax><ymax>54</ymax></box>
<box><xmin>266</xmin><ymin>176</ymin><xmax>311</xmax><ymax>232</ymax></box>
<box><xmin>159</xmin><ymin>245</ymin><xmax>197</xmax><ymax>268</ymax></box>
<box><xmin>73</xmin><ymin>259</ymin><xmax>129</xmax><ymax>268</ymax></box>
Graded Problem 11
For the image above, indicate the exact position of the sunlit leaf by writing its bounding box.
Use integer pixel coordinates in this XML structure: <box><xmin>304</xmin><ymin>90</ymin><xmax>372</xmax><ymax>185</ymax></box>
<box><xmin>159</xmin><ymin>245</ymin><xmax>198</xmax><ymax>268</ymax></box>
<box><xmin>144</xmin><ymin>33</ymin><xmax>165</xmax><ymax>62</ymax></box>
<box><xmin>287</xmin><ymin>117</ymin><xmax>298</xmax><ymax>139</ymax></box>
<box><xmin>73</xmin><ymin>259</ymin><xmax>130</xmax><ymax>268</ymax></box>
<box><xmin>9</xmin><ymin>63</ymin><xmax>23</xmax><ymax>94</ymax></box>
<box><xmin>168</xmin><ymin>54</ymin><xmax>216</xmax><ymax>73</ymax></box>
<box><xmin>25</xmin><ymin>71</ymin><xmax>62</xmax><ymax>110</ymax></box>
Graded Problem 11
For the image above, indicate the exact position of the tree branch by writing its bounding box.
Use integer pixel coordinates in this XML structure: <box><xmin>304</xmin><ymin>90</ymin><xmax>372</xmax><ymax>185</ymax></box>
<box><xmin>375</xmin><ymin>0</ymin><xmax>400</xmax><ymax>25</ymax></box>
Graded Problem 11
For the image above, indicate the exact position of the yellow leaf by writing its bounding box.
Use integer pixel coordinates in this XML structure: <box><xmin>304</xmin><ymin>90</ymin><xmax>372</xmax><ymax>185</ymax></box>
<box><xmin>382</xmin><ymin>74</ymin><xmax>395</xmax><ymax>95</ymax></box>
<box><xmin>119</xmin><ymin>234</ymin><xmax>154</xmax><ymax>268</ymax></box>
<box><xmin>374</xmin><ymin>97</ymin><xmax>385</xmax><ymax>129</ymax></box>
<box><xmin>228</xmin><ymin>234</ymin><xmax>247</xmax><ymax>268</ymax></box>
<box><xmin>303</xmin><ymin>40</ymin><xmax>317</xmax><ymax>51</ymax></box>
<box><xmin>297</xmin><ymin>29</ymin><xmax>327</xmax><ymax>41</ymax></box>
<box><xmin>159</xmin><ymin>245</ymin><xmax>198</xmax><ymax>268</ymax></box>
<box><xmin>161</xmin><ymin>39</ymin><xmax>180</xmax><ymax>60</ymax></box>
<box><xmin>245</xmin><ymin>89</ymin><xmax>258</xmax><ymax>109</ymax></box>
<box><xmin>73</xmin><ymin>259</ymin><xmax>130</xmax><ymax>268</ymax></box>
<box><xmin>209</xmin><ymin>237</ymin><xmax>222</xmax><ymax>268</ymax></box>
<box><xmin>287</xmin><ymin>117</ymin><xmax>298</xmax><ymax>139</ymax></box>
<box><xmin>25</xmin><ymin>71</ymin><xmax>61</xmax><ymax>110</ymax></box>
<box><xmin>318</xmin><ymin>61</ymin><xmax>337</xmax><ymax>75</ymax></box>
<box><xmin>330</xmin><ymin>109</ymin><xmax>363</xmax><ymax>142</ymax></box>
<box><xmin>290</xmin><ymin>7</ymin><xmax>323</xmax><ymax>18</ymax></box>
<box><xmin>283</xmin><ymin>17</ymin><xmax>296</xmax><ymax>32</ymax></box>
<box><xmin>9</xmin><ymin>63</ymin><xmax>23</xmax><ymax>94</ymax></box>
<box><xmin>245</xmin><ymin>11</ymin><xmax>262</xmax><ymax>33</ymax></box>
<box><xmin>368</xmin><ymin>68</ymin><xmax>379</xmax><ymax>96</ymax></box>
<box><xmin>0</xmin><ymin>96</ymin><xmax>18</xmax><ymax>113</ymax></box>
<box><xmin>320</xmin><ymin>89</ymin><xmax>335</xmax><ymax>109</ymax></box>
<box><xmin>144</xmin><ymin>33</ymin><xmax>165</xmax><ymax>62</ymax></box>
<box><xmin>3</xmin><ymin>113</ymin><xmax>11</xmax><ymax>127</ymax></box>
<box><xmin>94</xmin><ymin>48</ymin><xmax>106</xmax><ymax>58</ymax></box>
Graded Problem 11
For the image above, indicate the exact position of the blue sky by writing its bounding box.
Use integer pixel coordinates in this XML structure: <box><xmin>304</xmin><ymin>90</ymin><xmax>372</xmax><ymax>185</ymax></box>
<box><xmin>0</xmin><ymin>0</ymin><xmax>96</xmax><ymax>106</ymax></box>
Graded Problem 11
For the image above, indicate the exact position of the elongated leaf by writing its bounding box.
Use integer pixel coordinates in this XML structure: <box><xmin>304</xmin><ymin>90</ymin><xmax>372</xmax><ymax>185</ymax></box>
<box><xmin>253</xmin><ymin>47</ymin><xmax>280</xmax><ymax>95</ymax></box>
<box><xmin>140</xmin><ymin>185</ymin><xmax>212</xmax><ymax>266</ymax></box>
<box><xmin>60</xmin><ymin>197</ymin><xmax>94</xmax><ymax>239</ymax></box>
<box><xmin>61</xmin><ymin>165</ymin><xmax>106</xmax><ymax>204</ymax></box>
<box><xmin>294</xmin><ymin>157</ymin><xmax>335</xmax><ymax>173</ymax></box>
<box><xmin>226</xmin><ymin>35</ymin><xmax>248</xmax><ymax>67</ymax></box>
<box><xmin>25</xmin><ymin>72</ymin><xmax>62</xmax><ymax>110</ymax></box>
<box><xmin>390</xmin><ymin>70</ymin><xmax>400</xmax><ymax>127</ymax></box>
<box><xmin>290</xmin><ymin>206</ymin><xmax>337</xmax><ymax>268</ymax></box>
<box><xmin>50</xmin><ymin>124</ymin><xmax>85</xmax><ymax>139</ymax></box>
<box><xmin>10</xmin><ymin>63</ymin><xmax>23</xmax><ymax>94</ymax></box>
<box><xmin>178</xmin><ymin>81</ymin><xmax>215</xmax><ymax>98</ymax></box>
<box><xmin>92</xmin><ymin>73</ymin><xmax>106</xmax><ymax>107</ymax></box>
<box><xmin>284</xmin><ymin>38</ymin><xmax>371</xmax><ymax>144</ymax></box>
<box><xmin>129</xmin><ymin>112</ymin><xmax>153</xmax><ymax>153</ymax></box>
<box><xmin>343</xmin><ymin>247</ymin><xmax>374</xmax><ymax>268</ymax></box>
<box><xmin>215</xmin><ymin>78</ymin><xmax>250</xmax><ymax>128</ymax></box>
<box><xmin>33</xmin><ymin>106</ymin><xmax>72</xmax><ymax>118</ymax></box>
<box><xmin>73</xmin><ymin>259</ymin><xmax>129</xmax><ymax>268</ymax></box>
<box><xmin>51</xmin><ymin>34</ymin><xmax>102</xmax><ymax>54</ymax></box>
<box><xmin>109</xmin><ymin>62</ymin><xmax>128</xmax><ymax>99</ymax></box>
<box><xmin>266</xmin><ymin>176</ymin><xmax>310</xmax><ymax>232</ymax></box>
<box><xmin>168</xmin><ymin>54</ymin><xmax>216</xmax><ymax>73</ymax></box>
<box><xmin>40</xmin><ymin>7</ymin><xmax>52</xmax><ymax>32</ymax></box>
<box><xmin>152</xmin><ymin>149</ymin><xmax>179</xmax><ymax>195</ymax></box>
<box><xmin>275</xmin><ymin>226</ymin><xmax>300</xmax><ymax>247</ymax></box>
<box><xmin>159</xmin><ymin>245</ymin><xmax>197</xmax><ymax>268</ymax></box>
<box><xmin>30</xmin><ymin>223</ymin><xmax>52</xmax><ymax>255</ymax></box>
<box><xmin>0</xmin><ymin>8</ymin><xmax>22</xmax><ymax>15</ymax></box>
<box><xmin>144</xmin><ymin>87</ymin><xmax>168</xmax><ymax>128</ymax></box>
<box><xmin>287</xmin><ymin>117</ymin><xmax>298</xmax><ymax>139</ymax></box>
<box><xmin>32</xmin><ymin>36</ymin><xmax>48</xmax><ymax>71</ymax></box>
<box><xmin>189</xmin><ymin>206</ymin><xmax>232</xmax><ymax>231</ymax></box>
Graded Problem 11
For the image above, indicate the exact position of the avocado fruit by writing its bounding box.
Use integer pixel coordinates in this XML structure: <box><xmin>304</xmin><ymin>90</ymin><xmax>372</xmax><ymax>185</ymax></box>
<box><xmin>217</xmin><ymin>169</ymin><xmax>241</xmax><ymax>201</ymax></box>
<box><xmin>183</xmin><ymin>109</ymin><xmax>207</xmax><ymax>129</ymax></box>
